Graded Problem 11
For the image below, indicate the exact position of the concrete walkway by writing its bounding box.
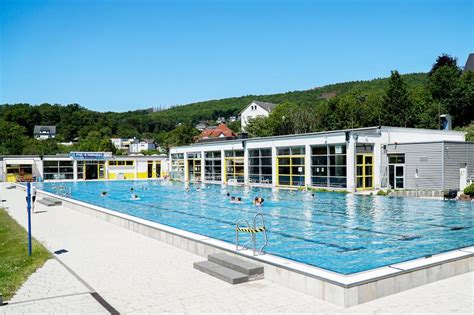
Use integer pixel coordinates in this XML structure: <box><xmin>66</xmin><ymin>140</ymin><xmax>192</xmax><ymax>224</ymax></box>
<box><xmin>1</xmin><ymin>184</ymin><xmax>473</xmax><ymax>314</ymax></box>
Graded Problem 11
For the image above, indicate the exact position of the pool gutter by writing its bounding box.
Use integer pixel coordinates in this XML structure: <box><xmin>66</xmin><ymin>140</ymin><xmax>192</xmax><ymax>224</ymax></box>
<box><xmin>32</xmin><ymin>186</ymin><xmax>474</xmax><ymax>307</ymax></box>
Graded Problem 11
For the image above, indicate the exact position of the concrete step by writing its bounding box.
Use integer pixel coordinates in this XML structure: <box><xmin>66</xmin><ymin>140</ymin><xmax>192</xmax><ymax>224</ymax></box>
<box><xmin>37</xmin><ymin>198</ymin><xmax>59</xmax><ymax>206</ymax></box>
<box><xmin>43</xmin><ymin>197</ymin><xmax>62</xmax><ymax>205</ymax></box>
<box><xmin>208</xmin><ymin>252</ymin><xmax>264</xmax><ymax>276</ymax></box>
<box><xmin>193</xmin><ymin>261</ymin><xmax>249</xmax><ymax>285</ymax></box>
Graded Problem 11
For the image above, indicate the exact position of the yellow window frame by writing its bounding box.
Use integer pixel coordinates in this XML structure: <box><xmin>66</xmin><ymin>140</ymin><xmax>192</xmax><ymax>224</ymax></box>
<box><xmin>356</xmin><ymin>154</ymin><xmax>374</xmax><ymax>190</ymax></box>
<box><xmin>276</xmin><ymin>155</ymin><xmax>305</xmax><ymax>187</ymax></box>
<box><xmin>224</xmin><ymin>157</ymin><xmax>244</xmax><ymax>183</ymax></box>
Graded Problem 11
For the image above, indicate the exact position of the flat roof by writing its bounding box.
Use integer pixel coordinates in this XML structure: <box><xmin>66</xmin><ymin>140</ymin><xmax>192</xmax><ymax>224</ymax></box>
<box><xmin>171</xmin><ymin>126</ymin><xmax>466</xmax><ymax>150</ymax></box>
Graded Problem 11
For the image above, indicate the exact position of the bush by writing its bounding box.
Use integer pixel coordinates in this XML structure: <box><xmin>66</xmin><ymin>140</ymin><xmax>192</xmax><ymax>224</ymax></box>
<box><xmin>464</xmin><ymin>183</ymin><xmax>474</xmax><ymax>196</ymax></box>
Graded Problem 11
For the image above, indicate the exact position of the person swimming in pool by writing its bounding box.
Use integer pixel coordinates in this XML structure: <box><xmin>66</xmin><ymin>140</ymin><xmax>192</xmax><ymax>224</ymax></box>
<box><xmin>230</xmin><ymin>196</ymin><xmax>236</xmax><ymax>203</ymax></box>
<box><xmin>131</xmin><ymin>194</ymin><xmax>140</xmax><ymax>200</ymax></box>
<box><xmin>235</xmin><ymin>197</ymin><xmax>242</xmax><ymax>204</ymax></box>
<box><xmin>226</xmin><ymin>192</ymin><xmax>230</xmax><ymax>197</ymax></box>
<box><xmin>100</xmin><ymin>191</ymin><xmax>108</xmax><ymax>197</ymax></box>
<box><xmin>254</xmin><ymin>197</ymin><xmax>264</xmax><ymax>206</ymax></box>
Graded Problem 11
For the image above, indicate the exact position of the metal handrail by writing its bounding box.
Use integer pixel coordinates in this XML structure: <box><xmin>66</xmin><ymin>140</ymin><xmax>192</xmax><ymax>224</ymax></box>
<box><xmin>235</xmin><ymin>218</ymin><xmax>252</xmax><ymax>251</ymax></box>
<box><xmin>253</xmin><ymin>213</ymin><xmax>268</xmax><ymax>255</ymax></box>
<box><xmin>235</xmin><ymin>213</ymin><xmax>268</xmax><ymax>256</ymax></box>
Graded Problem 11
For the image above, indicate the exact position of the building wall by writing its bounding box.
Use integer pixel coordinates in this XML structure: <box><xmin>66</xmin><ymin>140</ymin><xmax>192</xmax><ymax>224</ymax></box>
<box><xmin>170</xmin><ymin>127</ymin><xmax>466</xmax><ymax>192</ymax></box>
<box><xmin>443</xmin><ymin>142</ymin><xmax>474</xmax><ymax>190</ymax></box>
<box><xmin>240</xmin><ymin>103</ymin><xmax>270</xmax><ymax>130</ymax></box>
<box><xmin>385</xmin><ymin>142</ymin><xmax>444</xmax><ymax>190</ymax></box>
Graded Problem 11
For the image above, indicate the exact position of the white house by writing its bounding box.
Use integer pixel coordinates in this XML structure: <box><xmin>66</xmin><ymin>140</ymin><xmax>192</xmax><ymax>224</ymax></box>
<box><xmin>34</xmin><ymin>125</ymin><xmax>56</xmax><ymax>140</ymax></box>
<box><xmin>240</xmin><ymin>100</ymin><xmax>277</xmax><ymax>130</ymax></box>
<box><xmin>129</xmin><ymin>139</ymin><xmax>156</xmax><ymax>153</ymax></box>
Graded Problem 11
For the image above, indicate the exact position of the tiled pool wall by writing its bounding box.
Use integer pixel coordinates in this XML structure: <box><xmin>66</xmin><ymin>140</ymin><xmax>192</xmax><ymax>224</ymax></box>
<box><xmin>35</xmin><ymin>188</ymin><xmax>473</xmax><ymax>307</ymax></box>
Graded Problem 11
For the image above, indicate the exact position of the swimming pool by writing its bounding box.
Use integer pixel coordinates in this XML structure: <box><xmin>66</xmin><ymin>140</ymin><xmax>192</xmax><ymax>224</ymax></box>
<box><xmin>36</xmin><ymin>180</ymin><xmax>473</xmax><ymax>275</ymax></box>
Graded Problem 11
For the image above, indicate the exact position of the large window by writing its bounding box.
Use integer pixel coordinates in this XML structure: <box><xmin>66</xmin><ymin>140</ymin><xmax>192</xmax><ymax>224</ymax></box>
<box><xmin>249</xmin><ymin>148</ymin><xmax>272</xmax><ymax>184</ymax></box>
<box><xmin>170</xmin><ymin>153</ymin><xmax>185</xmax><ymax>181</ymax></box>
<box><xmin>388</xmin><ymin>154</ymin><xmax>405</xmax><ymax>189</ymax></box>
<box><xmin>204</xmin><ymin>151</ymin><xmax>222</xmax><ymax>181</ymax></box>
<box><xmin>311</xmin><ymin>144</ymin><xmax>347</xmax><ymax>188</ymax></box>
<box><xmin>224</xmin><ymin>150</ymin><xmax>244</xmax><ymax>183</ymax></box>
<box><xmin>44</xmin><ymin>160</ymin><xmax>74</xmax><ymax>180</ymax></box>
<box><xmin>277</xmin><ymin>146</ymin><xmax>305</xmax><ymax>186</ymax></box>
<box><xmin>187</xmin><ymin>152</ymin><xmax>202</xmax><ymax>182</ymax></box>
<box><xmin>6</xmin><ymin>164</ymin><xmax>33</xmax><ymax>182</ymax></box>
<box><xmin>356</xmin><ymin>144</ymin><xmax>374</xmax><ymax>190</ymax></box>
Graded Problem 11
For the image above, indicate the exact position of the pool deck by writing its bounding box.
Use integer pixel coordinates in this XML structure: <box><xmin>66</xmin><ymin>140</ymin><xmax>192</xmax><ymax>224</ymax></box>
<box><xmin>1</xmin><ymin>183</ymin><xmax>473</xmax><ymax>314</ymax></box>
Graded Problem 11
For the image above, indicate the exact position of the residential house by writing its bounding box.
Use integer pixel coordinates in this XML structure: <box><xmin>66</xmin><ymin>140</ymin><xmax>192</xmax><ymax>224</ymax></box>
<box><xmin>240</xmin><ymin>100</ymin><xmax>277</xmax><ymax>130</ymax></box>
<box><xmin>34</xmin><ymin>125</ymin><xmax>56</xmax><ymax>140</ymax></box>
<box><xmin>197</xmin><ymin>124</ymin><xmax>237</xmax><ymax>143</ymax></box>
<box><xmin>129</xmin><ymin>139</ymin><xmax>156</xmax><ymax>153</ymax></box>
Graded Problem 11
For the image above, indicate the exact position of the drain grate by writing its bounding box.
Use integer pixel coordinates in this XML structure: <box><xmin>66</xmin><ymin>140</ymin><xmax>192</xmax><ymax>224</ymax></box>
<box><xmin>54</xmin><ymin>249</ymin><xmax>69</xmax><ymax>255</ymax></box>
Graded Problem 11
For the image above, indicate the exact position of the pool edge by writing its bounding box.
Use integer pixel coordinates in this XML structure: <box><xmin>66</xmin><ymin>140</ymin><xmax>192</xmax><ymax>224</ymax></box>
<box><xmin>34</xmin><ymin>187</ymin><xmax>474</xmax><ymax>308</ymax></box>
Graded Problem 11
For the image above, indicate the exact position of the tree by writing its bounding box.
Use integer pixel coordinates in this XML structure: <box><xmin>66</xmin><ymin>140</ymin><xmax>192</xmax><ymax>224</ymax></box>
<box><xmin>0</xmin><ymin>120</ymin><xmax>28</xmax><ymax>154</ymax></box>
<box><xmin>162</xmin><ymin>125</ymin><xmax>199</xmax><ymax>151</ymax></box>
<box><xmin>446</xmin><ymin>71</ymin><xmax>474</xmax><ymax>127</ymax></box>
<box><xmin>429</xmin><ymin>54</ymin><xmax>458</xmax><ymax>76</ymax></box>
<box><xmin>381</xmin><ymin>71</ymin><xmax>413</xmax><ymax>127</ymax></box>
<box><xmin>245</xmin><ymin>116</ymin><xmax>274</xmax><ymax>137</ymax></box>
<box><xmin>98</xmin><ymin>139</ymin><xmax>117</xmax><ymax>154</ymax></box>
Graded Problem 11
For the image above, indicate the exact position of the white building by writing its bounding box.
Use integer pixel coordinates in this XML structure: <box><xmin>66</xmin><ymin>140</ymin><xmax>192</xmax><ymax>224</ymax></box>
<box><xmin>0</xmin><ymin>152</ymin><xmax>168</xmax><ymax>182</ymax></box>
<box><xmin>240</xmin><ymin>100</ymin><xmax>277</xmax><ymax>131</ymax></box>
<box><xmin>129</xmin><ymin>140</ymin><xmax>156</xmax><ymax>153</ymax></box>
<box><xmin>34</xmin><ymin>125</ymin><xmax>56</xmax><ymax>140</ymax></box>
<box><xmin>169</xmin><ymin>126</ymin><xmax>472</xmax><ymax>192</ymax></box>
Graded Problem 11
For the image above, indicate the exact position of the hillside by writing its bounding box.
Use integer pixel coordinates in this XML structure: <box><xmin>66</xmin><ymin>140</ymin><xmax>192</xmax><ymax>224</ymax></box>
<box><xmin>153</xmin><ymin>73</ymin><xmax>428</xmax><ymax>123</ymax></box>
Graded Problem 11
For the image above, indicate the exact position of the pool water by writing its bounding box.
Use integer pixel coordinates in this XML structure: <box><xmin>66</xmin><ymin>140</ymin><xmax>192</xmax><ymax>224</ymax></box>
<box><xmin>36</xmin><ymin>180</ymin><xmax>473</xmax><ymax>274</ymax></box>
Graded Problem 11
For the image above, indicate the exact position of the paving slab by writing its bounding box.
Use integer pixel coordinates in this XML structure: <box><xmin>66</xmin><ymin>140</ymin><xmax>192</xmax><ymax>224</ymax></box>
<box><xmin>1</xmin><ymin>183</ymin><xmax>473</xmax><ymax>314</ymax></box>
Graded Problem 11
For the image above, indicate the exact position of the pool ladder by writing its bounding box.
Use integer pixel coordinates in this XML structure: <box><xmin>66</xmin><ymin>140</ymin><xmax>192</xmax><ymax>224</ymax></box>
<box><xmin>235</xmin><ymin>213</ymin><xmax>268</xmax><ymax>256</ymax></box>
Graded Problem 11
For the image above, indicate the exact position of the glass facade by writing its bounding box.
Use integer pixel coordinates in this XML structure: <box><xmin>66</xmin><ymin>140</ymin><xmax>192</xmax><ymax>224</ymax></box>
<box><xmin>170</xmin><ymin>153</ymin><xmax>185</xmax><ymax>181</ymax></box>
<box><xmin>249</xmin><ymin>148</ymin><xmax>272</xmax><ymax>184</ymax></box>
<box><xmin>187</xmin><ymin>152</ymin><xmax>202</xmax><ymax>182</ymax></box>
<box><xmin>43</xmin><ymin>160</ymin><xmax>74</xmax><ymax>180</ymax></box>
<box><xmin>311</xmin><ymin>144</ymin><xmax>347</xmax><ymax>188</ymax></box>
<box><xmin>224</xmin><ymin>150</ymin><xmax>244</xmax><ymax>183</ymax></box>
<box><xmin>277</xmin><ymin>146</ymin><xmax>305</xmax><ymax>186</ymax></box>
<box><xmin>204</xmin><ymin>151</ymin><xmax>222</xmax><ymax>181</ymax></box>
<box><xmin>356</xmin><ymin>144</ymin><xmax>374</xmax><ymax>189</ymax></box>
<box><xmin>388</xmin><ymin>154</ymin><xmax>405</xmax><ymax>189</ymax></box>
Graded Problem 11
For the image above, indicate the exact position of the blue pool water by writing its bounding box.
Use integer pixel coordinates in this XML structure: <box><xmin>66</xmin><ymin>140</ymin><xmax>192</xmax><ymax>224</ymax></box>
<box><xmin>36</xmin><ymin>180</ymin><xmax>473</xmax><ymax>274</ymax></box>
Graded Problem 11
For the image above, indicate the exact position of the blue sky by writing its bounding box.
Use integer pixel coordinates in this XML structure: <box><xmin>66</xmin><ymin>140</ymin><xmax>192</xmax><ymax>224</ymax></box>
<box><xmin>1</xmin><ymin>0</ymin><xmax>472</xmax><ymax>112</ymax></box>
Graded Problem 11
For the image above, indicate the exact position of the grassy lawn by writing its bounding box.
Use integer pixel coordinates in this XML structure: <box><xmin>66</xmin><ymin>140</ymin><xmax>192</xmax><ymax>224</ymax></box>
<box><xmin>0</xmin><ymin>208</ymin><xmax>51</xmax><ymax>300</ymax></box>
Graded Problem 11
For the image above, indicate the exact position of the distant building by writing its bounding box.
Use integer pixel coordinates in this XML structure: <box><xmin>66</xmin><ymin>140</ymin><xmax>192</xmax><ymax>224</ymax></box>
<box><xmin>464</xmin><ymin>53</ymin><xmax>474</xmax><ymax>73</ymax></box>
<box><xmin>216</xmin><ymin>116</ymin><xmax>226</xmax><ymax>124</ymax></box>
<box><xmin>129</xmin><ymin>139</ymin><xmax>156</xmax><ymax>153</ymax></box>
<box><xmin>195</xmin><ymin>121</ymin><xmax>209</xmax><ymax>131</ymax></box>
<box><xmin>228</xmin><ymin>116</ymin><xmax>239</xmax><ymax>122</ymax></box>
<box><xmin>197</xmin><ymin>124</ymin><xmax>237</xmax><ymax>143</ymax></box>
<box><xmin>240</xmin><ymin>100</ymin><xmax>277</xmax><ymax>130</ymax></box>
<box><xmin>34</xmin><ymin>125</ymin><xmax>56</xmax><ymax>140</ymax></box>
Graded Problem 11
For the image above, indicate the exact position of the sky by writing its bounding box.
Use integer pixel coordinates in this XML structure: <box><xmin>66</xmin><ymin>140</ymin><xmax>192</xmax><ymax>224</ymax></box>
<box><xmin>0</xmin><ymin>0</ymin><xmax>473</xmax><ymax>112</ymax></box>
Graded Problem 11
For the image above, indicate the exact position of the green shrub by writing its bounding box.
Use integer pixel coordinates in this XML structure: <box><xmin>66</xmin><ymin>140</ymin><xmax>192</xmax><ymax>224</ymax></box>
<box><xmin>464</xmin><ymin>183</ymin><xmax>474</xmax><ymax>196</ymax></box>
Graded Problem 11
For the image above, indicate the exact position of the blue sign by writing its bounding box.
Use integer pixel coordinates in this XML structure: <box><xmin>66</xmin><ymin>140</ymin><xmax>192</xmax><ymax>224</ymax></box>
<box><xmin>69</xmin><ymin>152</ymin><xmax>108</xmax><ymax>160</ymax></box>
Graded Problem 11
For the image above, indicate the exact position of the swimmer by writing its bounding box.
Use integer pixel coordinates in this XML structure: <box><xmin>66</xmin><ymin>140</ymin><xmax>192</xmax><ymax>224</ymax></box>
<box><xmin>235</xmin><ymin>197</ymin><xmax>242</xmax><ymax>204</ymax></box>
<box><xmin>253</xmin><ymin>197</ymin><xmax>264</xmax><ymax>206</ymax></box>
<box><xmin>100</xmin><ymin>191</ymin><xmax>107</xmax><ymax>197</ymax></box>
<box><xmin>230</xmin><ymin>196</ymin><xmax>236</xmax><ymax>203</ymax></box>
<box><xmin>131</xmin><ymin>194</ymin><xmax>140</xmax><ymax>200</ymax></box>
<box><xmin>311</xmin><ymin>193</ymin><xmax>315</xmax><ymax>197</ymax></box>
<box><xmin>226</xmin><ymin>192</ymin><xmax>230</xmax><ymax>197</ymax></box>
<box><xmin>130</xmin><ymin>187</ymin><xmax>134</xmax><ymax>192</ymax></box>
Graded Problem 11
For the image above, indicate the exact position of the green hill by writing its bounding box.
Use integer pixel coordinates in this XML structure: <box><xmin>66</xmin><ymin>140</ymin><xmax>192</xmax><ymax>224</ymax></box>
<box><xmin>153</xmin><ymin>73</ymin><xmax>428</xmax><ymax>124</ymax></box>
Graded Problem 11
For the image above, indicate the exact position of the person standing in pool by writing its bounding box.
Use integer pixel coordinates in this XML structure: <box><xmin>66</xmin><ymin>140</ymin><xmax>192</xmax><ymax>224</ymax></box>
<box><xmin>253</xmin><ymin>197</ymin><xmax>264</xmax><ymax>206</ymax></box>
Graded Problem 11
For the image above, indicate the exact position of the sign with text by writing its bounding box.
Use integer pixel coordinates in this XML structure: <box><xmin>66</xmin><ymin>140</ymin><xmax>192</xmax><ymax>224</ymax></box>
<box><xmin>69</xmin><ymin>152</ymin><xmax>111</xmax><ymax>160</ymax></box>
